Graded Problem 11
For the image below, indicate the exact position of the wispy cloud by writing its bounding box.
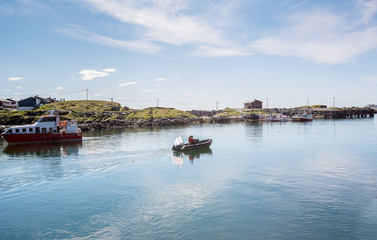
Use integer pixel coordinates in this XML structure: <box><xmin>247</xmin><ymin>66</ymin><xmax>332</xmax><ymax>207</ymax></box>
<box><xmin>251</xmin><ymin>8</ymin><xmax>377</xmax><ymax>64</ymax></box>
<box><xmin>81</xmin><ymin>0</ymin><xmax>226</xmax><ymax>46</ymax></box>
<box><xmin>69</xmin><ymin>0</ymin><xmax>242</xmax><ymax>56</ymax></box>
<box><xmin>79</xmin><ymin>68</ymin><xmax>116</xmax><ymax>80</ymax></box>
<box><xmin>118</xmin><ymin>81</ymin><xmax>137</xmax><ymax>87</ymax></box>
<box><xmin>56</xmin><ymin>86</ymin><xmax>63</xmax><ymax>90</ymax></box>
<box><xmin>71</xmin><ymin>0</ymin><xmax>377</xmax><ymax>63</ymax></box>
<box><xmin>140</xmin><ymin>89</ymin><xmax>156</xmax><ymax>93</ymax></box>
<box><xmin>8</xmin><ymin>77</ymin><xmax>24</xmax><ymax>81</ymax></box>
<box><xmin>155</xmin><ymin>78</ymin><xmax>167</xmax><ymax>81</ymax></box>
<box><xmin>57</xmin><ymin>24</ymin><xmax>160</xmax><ymax>54</ymax></box>
<box><xmin>359</xmin><ymin>0</ymin><xmax>377</xmax><ymax>24</ymax></box>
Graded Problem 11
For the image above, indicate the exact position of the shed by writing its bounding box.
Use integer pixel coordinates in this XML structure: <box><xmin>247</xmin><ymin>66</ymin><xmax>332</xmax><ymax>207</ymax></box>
<box><xmin>244</xmin><ymin>99</ymin><xmax>263</xmax><ymax>109</ymax></box>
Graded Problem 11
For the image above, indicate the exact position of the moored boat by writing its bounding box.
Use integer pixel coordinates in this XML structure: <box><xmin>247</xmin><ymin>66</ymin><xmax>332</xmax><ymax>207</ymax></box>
<box><xmin>299</xmin><ymin>113</ymin><xmax>313</xmax><ymax>122</ymax></box>
<box><xmin>172</xmin><ymin>136</ymin><xmax>212</xmax><ymax>151</ymax></box>
<box><xmin>266</xmin><ymin>114</ymin><xmax>290</xmax><ymax>122</ymax></box>
<box><xmin>1</xmin><ymin>111</ymin><xmax>82</xmax><ymax>144</ymax></box>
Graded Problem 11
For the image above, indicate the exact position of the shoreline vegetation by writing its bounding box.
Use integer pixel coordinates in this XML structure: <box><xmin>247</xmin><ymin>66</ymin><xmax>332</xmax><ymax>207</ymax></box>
<box><xmin>1</xmin><ymin>100</ymin><xmax>376</xmax><ymax>133</ymax></box>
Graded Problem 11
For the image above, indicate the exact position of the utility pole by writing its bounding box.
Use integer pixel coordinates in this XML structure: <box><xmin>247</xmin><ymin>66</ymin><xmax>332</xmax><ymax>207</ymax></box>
<box><xmin>157</xmin><ymin>99</ymin><xmax>159</xmax><ymax>107</ymax></box>
<box><xmin>333</xmin><ymin>97</ymin><xmax>336</xmax><ymax>108</ymax></box>
<box><xmin>216</xmin><ymin>101</ymin><xmax>218</xmax><ymax>111</ymax></box>
<box><xmin>86</xmin><ymin>89</ymin><xmax>88</xmax><ymax>101</ymax></box>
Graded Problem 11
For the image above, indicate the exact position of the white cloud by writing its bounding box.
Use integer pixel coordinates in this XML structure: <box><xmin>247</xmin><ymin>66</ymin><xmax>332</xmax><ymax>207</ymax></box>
<box><xmin>359</xmin><ymin>0</ymin><xmax>377</xmax><ymax>24</ymax></box>
<box><xmin>103</xmin><ymin>68</ymin><xmax>116</xmax><ymax>73</ymax></box>
<box><xmin>251</xmin><ymin>9</ymin><xmax>377</xmax><ymax>64</ymax></box>
<box><xmin>82</xmin><ymin>0</ymin><xmax>226</xmax><ymax>46</ymax></box>
<box><xmin>56</xmin><ymin>86</ymin><xmax>63</xmax><ymax>90</ymax></box>
<box><xmin>79</xmin><ymin>69</ymin><xmax>116</xmax><ymax>80</ymax></box>
<box><xmin>8</xmin><ymin>77</ymin><xmax>24</xmax><ymax>81</ymax></box>
<box><xmin>118</xmin><ymin>81</ymin><xmax>137</xmax><ymax>87</ymax></box>
<box><xmin>72</xmin><ymin>1</ymin><xmax>377</xmax><ymax>63</ymax></box>
<box><xmin>16</xmin><ymin>86</ymin><xmax>21</xmax><ymax>89</ymax></box>
<box><xmin>193</xmin><ymin>45</ymin><xmax>252</xmax><ymax>57</ymax></box>
<box><xmin>57</xmin><ymin>24</ymin><xmax>160</xmax><ymax>54</ymax></box>
<box><xmin>155</xmin><ymin>78</ymin><xmax>167</xmax><ymax>81</ymax></box>
<box><xmin>140</xmin><ymin>89</ymin><xmax>156</xmax><ymax>93</ymax></box>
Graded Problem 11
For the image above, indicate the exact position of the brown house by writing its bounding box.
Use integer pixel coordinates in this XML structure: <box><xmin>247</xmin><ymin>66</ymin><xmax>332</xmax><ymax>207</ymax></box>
<box><xmin>244</xmin><ymin>99</ymin><xmax>263</xmax><ymax>109</ymax></box>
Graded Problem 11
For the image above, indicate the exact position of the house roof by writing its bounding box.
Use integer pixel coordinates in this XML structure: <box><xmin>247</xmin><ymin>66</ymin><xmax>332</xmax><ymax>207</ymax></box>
<box><xmin>245</xmin><ymin>99</ymin><xmax>263</xmax><ymax>104</ymax></box>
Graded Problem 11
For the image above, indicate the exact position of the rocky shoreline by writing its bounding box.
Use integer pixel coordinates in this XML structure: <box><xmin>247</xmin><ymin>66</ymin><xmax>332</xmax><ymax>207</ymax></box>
<box><xmin>78</xmin><ymin>113</ymin><xmax>260</xmax><ymax>131</ymax></box>
<box><xmin>1</xmin><ymin>108</ymin><xmax>375</xmax><ymax>134</ymax></box>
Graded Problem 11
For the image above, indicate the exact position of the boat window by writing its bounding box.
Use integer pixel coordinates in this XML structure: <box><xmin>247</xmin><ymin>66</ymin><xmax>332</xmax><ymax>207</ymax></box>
<box><xmin>22</xmin><ymin>128</ymin><xmax>26</xmax><ymax>133</ymax></box>
<box><xmin>29</xmin><ymin>128</ymin><xmax>33</xmax><ymax>132</ymax></box>
<box><xmin>49</xmin><ymin>127</ymin><xmax>53</xmax><ymax>133</ymax></box>
<box><xmin>42</xmin><ymin>128</ymin><xmax>46</xmax><ymax>133</ymax></box>
<box><xmin>36</xmin><ymin>127</ymin><xmax>40</xmax><ymax>133</ymax></box>
<box><xmin>15</xmin><ymin>129</ymin><xmax>19</xmax><ymax>133</ymax></box>
<box><xmin>7</xmin><ymin>129</ymin><xmax>12</xmax><ymax>134</ymax></box>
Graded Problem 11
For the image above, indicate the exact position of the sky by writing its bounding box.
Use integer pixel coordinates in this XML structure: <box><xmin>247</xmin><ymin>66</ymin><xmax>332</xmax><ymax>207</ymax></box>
<box><xmin>1</xmin><ymin>0</ymin><xmax>377</xmax><ymax>110</ymax></box>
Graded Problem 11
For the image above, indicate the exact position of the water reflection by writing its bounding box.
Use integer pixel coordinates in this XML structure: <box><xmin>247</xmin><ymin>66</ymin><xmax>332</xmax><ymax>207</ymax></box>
<box><xmin>171</xmin><ymin>148</ymin><xmax>213</xmax><ymax>165</ymax></box>
<box><xmin>3</xmin><ymin>141</ymin><xmax>82</xmax><ymax>157</ymax></box>
<box><xmin>245</xmin><ymin>121</ymin><xmax>264</xmax><ymax>142</ymax></box>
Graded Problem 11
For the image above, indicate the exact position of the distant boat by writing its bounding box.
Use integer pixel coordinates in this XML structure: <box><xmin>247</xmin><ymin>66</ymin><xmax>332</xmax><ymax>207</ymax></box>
<box><xmin>172</xmin><ymin>136</ymin><xmax>212</xmax><ymax>151</ymax></box>
<box><xmin>298</xmin><ymin>112</ymin><xmax>313</xmax><ymax>122</ymax></box>
<box><xmin>1</xmin><ymin>111</ymin><xmax>82</xmax><ymax>144</ymax></box>
<box><xmin>266</xmin><ymin>114</ymin><xmax>289</xmax><ymax>122</ymax></box>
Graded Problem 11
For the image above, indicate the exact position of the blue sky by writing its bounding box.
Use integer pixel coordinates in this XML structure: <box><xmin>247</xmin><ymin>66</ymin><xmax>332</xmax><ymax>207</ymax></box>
<box><xmin>1</xmin><ymin>0</ymin><xmax>377</xmax><ymax>110</ymax></box>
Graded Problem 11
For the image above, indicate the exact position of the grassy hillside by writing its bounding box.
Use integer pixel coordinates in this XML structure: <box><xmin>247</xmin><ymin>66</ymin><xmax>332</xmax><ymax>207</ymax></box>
<box><xmin>125</xmin><ymin>107</ymin><xmax>196</xmax><ymax>120</ymax></box>
<box><xmin>39</xmin><ymin>100</ymin><xmax>121</xmax><ymax>112</ymax></box>
<box><xmin>215</xmin><ymin>108</ymin><xmax>242</xmax><ymax>117</ymax></box>
<box><xmin>0</xmin><ymin>110</ymin><xmax>47</xmax><ymax>125</ymax></box>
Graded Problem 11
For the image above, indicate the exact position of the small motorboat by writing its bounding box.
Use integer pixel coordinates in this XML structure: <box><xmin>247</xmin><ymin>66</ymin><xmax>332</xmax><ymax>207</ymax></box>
<box><xmin>172</xmin><ymin>136</ymin><xmax>212</xmax><ymax>151</ymax></box>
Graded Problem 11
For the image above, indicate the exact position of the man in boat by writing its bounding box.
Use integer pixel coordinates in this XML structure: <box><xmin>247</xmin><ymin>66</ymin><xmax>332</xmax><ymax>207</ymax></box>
<box><xmin>188</xmin><ymin>136</ymin><xmax>199</xmax><ymax>144</ymax></box>
<box><xmin>188</xmin><ymin>136</ymin><xmax>194</xmax><ymax>144</ymax></box>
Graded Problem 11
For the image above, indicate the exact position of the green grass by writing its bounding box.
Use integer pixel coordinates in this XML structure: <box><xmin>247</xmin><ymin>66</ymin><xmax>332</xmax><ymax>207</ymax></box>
<box><xmin>125</xmin><ymin>107</ymin><xmax>196</xmax><ymax>120</ymax></box>
<box><xmin>0</xmin><ymin>110</ymin><xmax>47</xmax><ymax>125</ymax></box>
<box><xmin>297</xmin><ymin>105</ymin><xmax>327</xmax><ymax>109</ymax></box>
<box><xmin>215</xmin><ymin>108</ymin><xmax>242</xmax><ymax>117</ymax></box>
<box><xmin>39</xmin><ymin>100</ymin><xmax>121</xmax><ymax>112</ymax></box>
<box><xmin>242</xmin><ymin>109</ymin><xmax>272</xmax><ymax>115</ymax></box>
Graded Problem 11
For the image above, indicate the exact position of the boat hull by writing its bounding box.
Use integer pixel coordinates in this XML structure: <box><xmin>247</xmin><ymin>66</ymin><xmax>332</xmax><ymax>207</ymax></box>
<box><xmin>172</xmin><ymin>139</ymin><xmax>212</xmax><ymax>151</ymax></box>
<box><xmin>299</xmin><ymin>118</ymin><xmax>313</xmax><ymax>122</ymax></box>
<box><xmin>2</xmin><ymin>132</ymin><xmax>82</xmax><ymax>144</ymax></box>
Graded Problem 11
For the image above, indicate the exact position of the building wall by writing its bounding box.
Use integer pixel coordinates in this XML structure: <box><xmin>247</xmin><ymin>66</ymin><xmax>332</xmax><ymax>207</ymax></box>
<box><xmin>0</xmin><ymin>99</ymin><xmax>18</xmax><ymax>110</ymax></box>
<box><xmin>18</xmin><ymin>97</ymin><xmax>37</xmax><ymax>109</ymax></box>
<box><xmin>244</xmin><ymin>100</ymin><xmax>263</xmax><ymax>109</ymax></box>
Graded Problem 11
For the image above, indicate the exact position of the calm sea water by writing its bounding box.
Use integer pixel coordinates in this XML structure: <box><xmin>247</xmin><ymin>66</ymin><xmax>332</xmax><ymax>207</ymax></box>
<box><xmin>1</xmin><ymin>118</ymin><xmax>377</xmax><ymax>239</ymax></box>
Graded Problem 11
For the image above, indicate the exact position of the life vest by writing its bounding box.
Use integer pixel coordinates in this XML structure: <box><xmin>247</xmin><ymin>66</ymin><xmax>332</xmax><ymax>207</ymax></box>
<box><xmin>59</xmin><ymin>121</ymin><xmax>67</xmax><ymax>127</ymax></box>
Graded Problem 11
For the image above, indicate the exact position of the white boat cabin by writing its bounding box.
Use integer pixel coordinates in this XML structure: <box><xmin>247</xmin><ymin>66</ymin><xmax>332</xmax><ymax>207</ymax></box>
<box><xmin>3</xmin><ymin>112</ymin><xmax>81</xmax><ymax>135</ymax></box>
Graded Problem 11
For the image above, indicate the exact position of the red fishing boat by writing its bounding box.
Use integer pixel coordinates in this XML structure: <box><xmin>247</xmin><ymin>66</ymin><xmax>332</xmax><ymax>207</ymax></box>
<box><xmin>1</xmin><ymin>111</ymin><xmax>82</xmax><ymax>144</ymax></box>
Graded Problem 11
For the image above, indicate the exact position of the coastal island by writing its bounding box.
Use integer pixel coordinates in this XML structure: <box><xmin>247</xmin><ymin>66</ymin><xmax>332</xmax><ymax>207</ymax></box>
<box><xmin>0</xmin><ymin>100</ymin><xmax>376</xmax><ymax>134</ymax></box>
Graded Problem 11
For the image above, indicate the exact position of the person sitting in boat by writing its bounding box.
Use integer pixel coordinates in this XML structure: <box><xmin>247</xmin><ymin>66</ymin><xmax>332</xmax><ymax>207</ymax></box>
<box><xmin>188</xmin><ymin>136</ymin><xmax>194</xmax><ymax>144</ymax></box>
<box><xmin>188</xmin><ymin>136</ymin><xmax>199</xmax><ymax>144</ymax></box>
